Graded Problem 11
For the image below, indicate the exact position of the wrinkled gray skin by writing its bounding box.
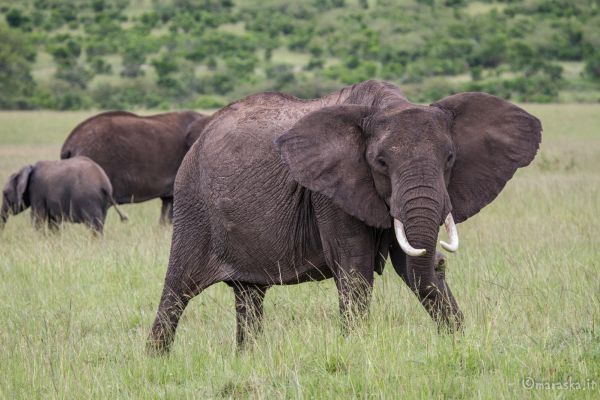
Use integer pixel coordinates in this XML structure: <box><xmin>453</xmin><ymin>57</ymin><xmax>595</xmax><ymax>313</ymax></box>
<box><xmin>1</xmin><ymin>156</ymin><xmax>128</xmax><ymax>234</ymax></box>
<box><xmin>148</xmin><ymin>80</ymin><xmax>541</xmax><ymax>353</ymax></box>
<box><xmin>60</xmin><ymin>110</ymin><xmax>209</xmax><ymax>224</ymax></box>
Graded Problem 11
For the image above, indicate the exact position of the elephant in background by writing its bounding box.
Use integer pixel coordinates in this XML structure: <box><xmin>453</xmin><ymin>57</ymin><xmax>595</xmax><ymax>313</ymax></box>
<box><xmin>1</xmin><ymin>156</ymin><xmax>127</xmax><ymax>234</ymax></box>
<box><xmin>60</xmin><ymin>110</ymin><xmax>210</xmax><ymax>224</ymax></box>
<box><xmin>147</xmin><ymin>80</ymin><xmax>541</xmax><ymax>353</ymax></box>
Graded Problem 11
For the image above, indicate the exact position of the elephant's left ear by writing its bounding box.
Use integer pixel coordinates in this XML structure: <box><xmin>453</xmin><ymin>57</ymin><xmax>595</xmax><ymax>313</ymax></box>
<box><xmin>275</xmin><ymin>105</ymin><xmax>391</xmax><ymax>228</ymax></box>
<box><xmin>432</xmin><ymin>93</ymin><xmax>542</xmax><ymax>223</ymax></box>
<box><xmin>10</xmin><ymin>165</ymin><xmax>33</xmax><ymax>210</ymax></box>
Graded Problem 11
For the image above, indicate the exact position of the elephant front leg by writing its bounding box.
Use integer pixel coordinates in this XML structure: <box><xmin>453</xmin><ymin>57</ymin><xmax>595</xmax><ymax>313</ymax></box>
<box><xmin>231</xmin><ymin>282</ymin><xmax>269</xmax><ymax>349</ymax></box>
<box><xmin>313</xmin><ymin>196</ymin><xmax>377</xmax><ymax>332</ymax></box>
<box><xmin>31</xmin><ymin>207</ymin><xmax>47</xmax><ymax>231</ymax></box>
<box><xmin>334</xmin><ymin>267</ymin><xmax>374</xmax><ymax>331</ymax></box>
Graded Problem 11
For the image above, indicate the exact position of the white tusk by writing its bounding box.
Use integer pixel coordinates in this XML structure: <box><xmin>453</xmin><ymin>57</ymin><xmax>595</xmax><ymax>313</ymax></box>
<box><xmin>440</xmin><ymin>213</ymin><xmax>459</xmax><ymax>252</ymax></box>
<box><xmin>394</xmin><ymin>219</ymin><xmax>426</xmax><ymax>257</ymax></box>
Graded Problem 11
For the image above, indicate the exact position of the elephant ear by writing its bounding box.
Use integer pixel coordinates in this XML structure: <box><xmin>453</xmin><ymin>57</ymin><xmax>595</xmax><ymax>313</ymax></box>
<box><xmin>432</xmin><ymin>92</ymin><xmax>542</xmax><ymax>223</ymax></box>
<box><xmin>10</xmin><ymin>165</ymin><xmax>33</xmax><ymax>211</ymax></box>
<box><xmin>275</xmin><ymin>105</ymin><xmax>391</xmax><ymax>228</ymax></box>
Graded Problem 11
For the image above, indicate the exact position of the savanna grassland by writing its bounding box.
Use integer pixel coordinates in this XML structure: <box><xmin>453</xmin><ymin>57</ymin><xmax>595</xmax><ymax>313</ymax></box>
<box><xmin>0</xmin><ymin>105</ymin><xmax>599</xmax><ymax>398</ymax></box>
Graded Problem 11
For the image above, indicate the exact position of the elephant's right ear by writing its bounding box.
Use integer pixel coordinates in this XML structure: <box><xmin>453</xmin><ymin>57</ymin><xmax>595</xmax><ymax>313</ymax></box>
<box><xmin>275</xmin><ymin>105</ymin><xmax>391</xmax><ymax>228</ymax></box>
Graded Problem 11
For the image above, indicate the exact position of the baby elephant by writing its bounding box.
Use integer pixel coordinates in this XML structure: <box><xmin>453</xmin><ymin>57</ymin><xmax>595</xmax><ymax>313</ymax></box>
<box><xmin>0</xmin><ymin>156</ymin><xmax>127</xmax><ymax>234</ymax></box>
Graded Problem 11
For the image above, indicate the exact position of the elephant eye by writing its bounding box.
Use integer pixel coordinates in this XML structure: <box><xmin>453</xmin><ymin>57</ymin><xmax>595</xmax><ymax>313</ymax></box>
<box><xmin>446</xmin><ymin>152</ymin><xmax>454</xmax><ymax>166</ymax></box>
<box><xmin>377</xmin><ymin>158</ymin><xmax>387</xmax><ymax>168</ymax></box>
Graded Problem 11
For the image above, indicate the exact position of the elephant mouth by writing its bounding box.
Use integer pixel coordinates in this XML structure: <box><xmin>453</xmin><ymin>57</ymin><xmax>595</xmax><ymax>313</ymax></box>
<box><xmin>393</xmin><ymin>212</ymin><xmax>459</xmax><ymax>256</ymax></box>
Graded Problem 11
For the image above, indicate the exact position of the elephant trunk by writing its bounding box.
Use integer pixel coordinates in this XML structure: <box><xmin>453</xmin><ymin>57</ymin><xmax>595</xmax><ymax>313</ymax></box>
<box><xmin>0</xmin><ymin>200</ymin><xmax>9</xmax><ymax>230</ymax></box>
<box><xmin>391</xmin><ymin>171</ymin><xmax>463</xmax><ymax>331</ymax></box>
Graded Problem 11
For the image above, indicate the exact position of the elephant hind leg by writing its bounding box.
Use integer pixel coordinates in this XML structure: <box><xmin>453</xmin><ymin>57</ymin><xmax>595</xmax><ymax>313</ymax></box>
<box><xmin>147</xmin><ymin>207</ymin><xmax>219</xmax><ymax>355</ymax></box>
<box><xmin>147</xmin><ymin>280</ymin><xmax>196</xmax><ymax>355</ymax></box>
<box><xmin>88</xmin><ymin>215</ymin><xmax>105</xmax><ymax>236</ymax></box>
<box><xmin>159</xmin><ymin>197</ymin><xmax>173</xmax><ymax>225</ymax></box>
<box><xmin>147</xmin><ymin>259</ymin><xmax>220</xmax><ymax>355</ymax></box>
<box><xmin>229</xmin><ymin>282</ymin><xmax>269</xmax><ymax>349</ymax></box>
<box><xmin>47</xmin><ymin>215</ymin><xmax>61</xmax><ymax>233</ymax></box>
<box><xmin>80</xmin><ymin>207</ymin><xmax>106</xmax><ymax>236</ymax></box>
<box><xmin>31</xmin><ymin>205</ymin><xmax>47</xmax><ymax>231</ymax></box>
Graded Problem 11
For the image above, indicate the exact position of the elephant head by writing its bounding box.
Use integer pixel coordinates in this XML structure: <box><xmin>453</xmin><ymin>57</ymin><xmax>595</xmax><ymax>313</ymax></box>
<box><xmin>1</xmin><ymin>165</ymin><xmax>33</xmax><ymax>229</ymax></box>
<box><xmin>276</xmin><ymin>92</ymin><xmax>541</xmax><ymax>329</ymax></box>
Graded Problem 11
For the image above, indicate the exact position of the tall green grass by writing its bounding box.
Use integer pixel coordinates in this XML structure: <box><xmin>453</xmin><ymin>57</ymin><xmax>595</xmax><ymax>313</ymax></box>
<box><xmin>0</xmin><ymin>105</ymin><xmax>599</xmax><ymax>398</ymax></box>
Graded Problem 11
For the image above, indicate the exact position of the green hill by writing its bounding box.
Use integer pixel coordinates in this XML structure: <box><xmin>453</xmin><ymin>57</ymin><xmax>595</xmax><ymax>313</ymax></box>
<box><xmin>1</xmin><ymin>0</ymin><xmax>599</xmax><ymax>110</ymax></box>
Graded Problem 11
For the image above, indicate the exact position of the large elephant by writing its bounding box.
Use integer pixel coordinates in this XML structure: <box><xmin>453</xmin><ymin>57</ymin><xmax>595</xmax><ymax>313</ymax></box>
<box><xmin>147</xmin><ymin>80</ymin><xmax>541</xmax><ymax>353</ymax></box>
<box><xmin>60</xmin><ymin>110</ymin><xmax>209</xmax><ymax>224</ymax></box>
<box><xmin>1</xmin><ymin>156</ymin><xmax>127</xmax><ymax>234</ymax></box>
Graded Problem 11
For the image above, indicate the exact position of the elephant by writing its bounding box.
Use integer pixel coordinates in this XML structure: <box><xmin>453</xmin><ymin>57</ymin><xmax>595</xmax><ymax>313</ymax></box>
<box><xmin>147</xmin><ymin>80</ymin><xmax>541</xmax><ymax>353</ymax></box>
<box><xmin>60</xmin><ymin>110</ymin><xmax>209</xmax><ymax>224</ymax></box>
<box><xmin>1</xmin><ymin>156</ymin><xmax>128</xmax><ymax>234</ymax></box>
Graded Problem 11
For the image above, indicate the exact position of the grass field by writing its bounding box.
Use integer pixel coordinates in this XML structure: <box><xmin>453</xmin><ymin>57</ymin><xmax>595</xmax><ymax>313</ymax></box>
<box><xmin>0</xmin><ymin>105</ymin><xmax>599</xmax><ymax>399</ymax></box>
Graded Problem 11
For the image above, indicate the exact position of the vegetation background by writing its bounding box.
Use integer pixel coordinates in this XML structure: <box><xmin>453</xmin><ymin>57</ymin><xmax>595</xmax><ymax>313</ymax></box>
<box><xmin>1</xmin><ymin>0</ymin><xmax>600</xmax><ymax>110</ymax></box>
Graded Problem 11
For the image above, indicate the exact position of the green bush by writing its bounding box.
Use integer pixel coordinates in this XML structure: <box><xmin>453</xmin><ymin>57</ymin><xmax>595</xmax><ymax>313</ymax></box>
<box><xmin>0</xmin><ymin>22</ymin><xmax>37</xmax><ymax>108</ymax></box>
<box><xmin>89</xmin><ymin>58</ymin><xmax>112</xmax><ymax>74</ymax></box>
<box><xmin>266</xmin><ymin>63</ymin><xmax>296</xmax><ymax>90</ymax></box>
<box><xmin>323</xmin><ymin>61</ymin><xmax>377</xmax><ymax>85</ymax></box>
<box><xmin>416</xmin><ymin>78</ymin><xmax>458</xmax><ymax>103</ymax></box>
<box><xmin>188</xmin><ymin>95</ymin><xmax>226</xmax><ymax>109</ymax></box>
<box><xmin>55</xmin><ymin>64</ymin><xmax>94</xmax><ymax>89</ymax></box>
<box><xmin>5</xmin><ymin>8</ymin><xmax>32</xmax><ymax>30</ymax></box>
<box><xmin>584</xmin><ymin>51</ymin><xmax>600</xmax><ymax>82</ymax></box>
<box><xmin>91</xmin><ymin>80</ymin><xmax>164</xmax><ymax>109</ymax></box>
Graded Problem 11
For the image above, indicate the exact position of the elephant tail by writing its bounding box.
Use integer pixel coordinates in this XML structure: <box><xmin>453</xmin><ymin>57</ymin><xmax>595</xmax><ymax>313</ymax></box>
<box><xmin>106</xmin><ymin>193</ymin><xmax>128</xmax><ymax>222</ymax></box>
<box><xmin>60</xmin><ymin>149</ymin><xmax>72</xmax><ymax>159</ymax></box>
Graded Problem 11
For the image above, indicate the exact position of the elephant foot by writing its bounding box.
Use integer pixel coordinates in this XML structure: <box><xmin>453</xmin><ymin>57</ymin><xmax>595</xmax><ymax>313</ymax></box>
<box><xmin>146</xmin><ymin>326</ymin><xmax>175</xmax><ymax>357</ymax></box>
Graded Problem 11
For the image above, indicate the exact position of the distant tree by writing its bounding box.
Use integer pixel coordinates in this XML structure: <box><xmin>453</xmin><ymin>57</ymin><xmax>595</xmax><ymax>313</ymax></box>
<box><xmin>507</xmin><ymin>41</ymin><xmax>538</xmax><ymax>71</ymax></box>
<box><xmin>49</xmin><ymin>37</ymin><xmax>82</xmax><ymax>65</ymax></box>
<box><xmin>152</xmin><ymin>54</ymin><xmax>179</xmax><ymax>86</ymax></box>
<box><xmin>49</xmin><ymin>36</ymin><xmax>94</xmax><ymax>89</ymax></box>
<box><xmin>305</xmin><ymin>57</ymin><xmax>324</xmax><ymax>71</ymax></box>
<box><xmin>5</xmin><ymin>8</ymin><xmax>32</xmax><ymax>30</ymax></box>
<box><xmin>584</xmin><ymin>51</ymin><xmax>600</xmax><ymax>82</ymax></box>
<box><xmin>55</xmin><ymin>64</ymin><xmax>94</xmax><ymax>89</ymax></box>
<box><xmin>266</xmin><ymin>63</ymin><xmax>296</xmax><ymax>90</ymax></box>
<box><xmin>225</xmin><ymin>55</ymin><xmax>257</xmax><ymax>78</ymax></box>
<box><xmin>0</xmin><ymin>22</ymin><xmax>37</xmax><ymax>108</ymax></box>
<box><xmin>89</xmin><ymin>57</ymin><xmax>112</xmax><ymax>74</ymax></box>
<box><xmin>470</xmin><ymin>66</ymin><xmax>482</xmax><ymax>81</ymax></box>
<box><xmin>121</xmin><ymin>50</ymin><xmax>146</xmax><ymax>77</ymax></box>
